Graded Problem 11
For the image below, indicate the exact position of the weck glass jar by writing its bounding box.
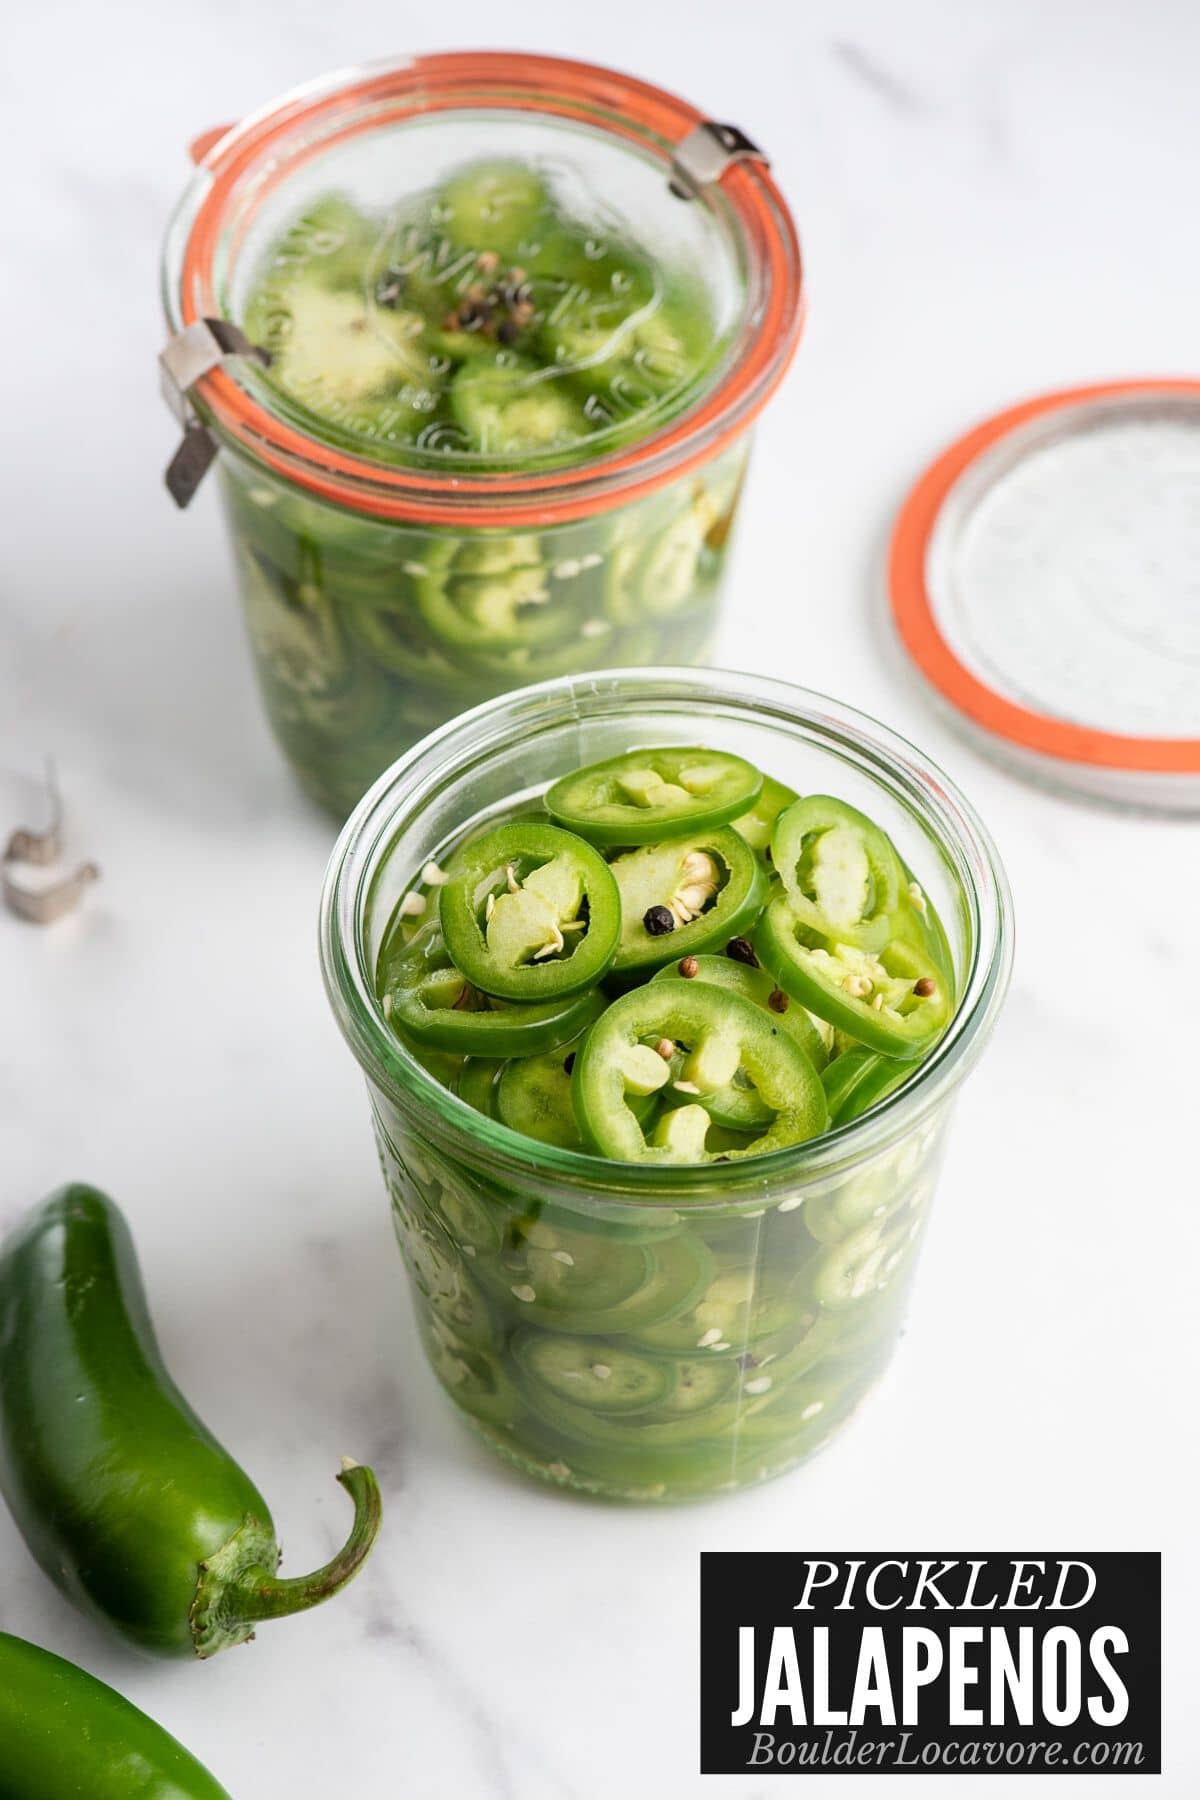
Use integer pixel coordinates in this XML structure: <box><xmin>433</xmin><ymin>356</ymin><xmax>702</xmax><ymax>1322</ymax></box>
<box><xmin>161</xmin><ymin>53</ymin><xmax>803</xmax><ymax>813</ymax></box>
<box><xmin>319</xmin><ymin>669</ymin><xmax>1012</xmax><ymax>1502</ymax></box>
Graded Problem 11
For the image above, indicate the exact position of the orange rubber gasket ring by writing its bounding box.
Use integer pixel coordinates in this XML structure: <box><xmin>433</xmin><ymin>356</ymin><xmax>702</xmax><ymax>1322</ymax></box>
<box><xmin>888</xmin><ymin>377</ymin><xmax>1200</xmax><ymax>775</ymax></box>
<box><xmin>175</xmin><ymin>52</ymin><xmax>804</xmax><ymax>529</ymax></box>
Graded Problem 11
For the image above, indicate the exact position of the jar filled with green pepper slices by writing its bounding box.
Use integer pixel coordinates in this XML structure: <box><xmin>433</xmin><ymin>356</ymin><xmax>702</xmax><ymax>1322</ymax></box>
<box><xmin>321</xmin><ymin>670</ymin><xmax>1011</xmax><ymax>1500</ymax></box>
<box><xmin>161</xmin><ymin>53</ymin><xmax>803</xmax><ymax>814</ymax></box>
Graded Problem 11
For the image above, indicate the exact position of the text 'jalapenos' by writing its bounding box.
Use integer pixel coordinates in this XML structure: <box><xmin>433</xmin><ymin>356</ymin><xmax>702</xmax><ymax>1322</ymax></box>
<box><xmin>440</xmin><ymin>821</ymin><xmax>621</xmax><ymax>1000</ymax></box>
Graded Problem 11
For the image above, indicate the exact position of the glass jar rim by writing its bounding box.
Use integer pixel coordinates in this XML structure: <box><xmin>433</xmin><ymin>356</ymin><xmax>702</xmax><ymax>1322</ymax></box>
<box><xmin>319</xmin><ymin>668</ymin><xmax>1014</xmax><ymax>1205</ymax></box>
<box><xmin>161</xmin><ymin>50</ymin><xmax>804</xmax><ymax>529</ymax></box>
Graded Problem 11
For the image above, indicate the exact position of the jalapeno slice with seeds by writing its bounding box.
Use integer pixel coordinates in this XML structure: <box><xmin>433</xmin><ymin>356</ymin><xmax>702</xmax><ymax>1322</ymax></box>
<box><xmin>413</xmin><ymin>535</ymin><xmax>573</xmax><ymax>652</ymax></box>
<box><xmin>513</xmin><ymin>1330</ymin><xmax>675</xmax><ymax>1413</ymax></box>
<box><xmin>482</xmin><ymin>1220</ymin><xmax>713</xmax><ymax>1335</ymax></box>
<box><xmin>608</xmin><ymin>827</ymin><xmax>767</xmax><ymax>978</ymax></box>
<box><xmin>573</xmin><ymin>980</ymin><xmax>827</xmax><ymax>1162</ymax></box>
<box><xmin>496</xmin><ymin>1033</ymin><xmax>658</xmax><ymax>1150</ymax></box>
<box><xmin>380</xmin><ymin>921</ymin><xmax>604</xmax><ymax>1054</ymax></box>
<box><xmin>651</xmin><ymin>954</ymin><xmax>828</xmax><ymax>1067</ymax></box>
<box><xmin>439</xmin><ymin>821</ymin><xmax>620</xmax><ymax>1000</ymax></box>
<box><xmin>770</xmin><ymin>795</ymin><xmax>905</xmax><ymax>951</ymax></box>
<box><xmin>545</xmin><ymin>747</ymin><xmax>762</xmax><ymax>845</ymax></box>
<box><xmin>417</xmin><ymin>1315</ymin><xmax>522</xmax><ymax>1429</ymax></box>
<box><xmin>757</xmin><ymin>892</ymin><xmax>951</xmax><ymax>1059</ymax></box>
<box><xmin>648</xmin><ymin>955</ymin><xmax>827</xmax><ymax>1131</ymax></box>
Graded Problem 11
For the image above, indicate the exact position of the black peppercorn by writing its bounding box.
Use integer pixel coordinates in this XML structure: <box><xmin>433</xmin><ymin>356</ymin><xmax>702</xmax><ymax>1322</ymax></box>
<box><xmin>562</xmin><ymin>1052</ymin><xmax>576</xmax><ymax>1075</ymax></box>
<box><xmin>376</xmin><ymin>270</ymin><xmax>406</xmax><ymax>307</ymax></box>
<box><xmin>725</xmin><ymin>936</ymin><xmax>758</xmax><ymax>967</ymax></box>
<box><xmin>643</xmin><ymin>905</ymin><xmax>676</xmax><ymax>937</ymax></box>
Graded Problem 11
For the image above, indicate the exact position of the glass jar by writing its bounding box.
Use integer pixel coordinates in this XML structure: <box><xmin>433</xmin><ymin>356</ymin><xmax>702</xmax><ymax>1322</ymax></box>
<box><xmin>319</xmin><ymin>669</ymin><xmax>1012</xmax><ymax>1501</ymax></box>
<box><xmin>161</xmin><ymin>54</ymin><xmax>803</xmax><ymax>814</ymax></box>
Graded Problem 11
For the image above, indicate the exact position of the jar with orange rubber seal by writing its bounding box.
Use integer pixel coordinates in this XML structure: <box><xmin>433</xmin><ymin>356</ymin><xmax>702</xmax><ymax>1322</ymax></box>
<box><xmin>160</xmin><ymin>53</ymin><xmax>804</xmax><ymax>814</ymax></box>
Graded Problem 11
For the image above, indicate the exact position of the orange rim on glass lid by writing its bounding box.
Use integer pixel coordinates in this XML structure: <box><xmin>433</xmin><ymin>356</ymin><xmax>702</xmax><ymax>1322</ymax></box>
<box><xmin>163</xmin><ymin>51</ymin><xmax>804</xmax><ymax>528</ymax></box>
<box><xmin>888</xmin><ymin>379</ymin><xmax>1200</xmax><ymax>812</ymax></box>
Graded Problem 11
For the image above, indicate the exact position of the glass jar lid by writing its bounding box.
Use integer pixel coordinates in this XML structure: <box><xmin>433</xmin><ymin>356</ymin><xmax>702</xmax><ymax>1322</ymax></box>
<box><xmin>162</xmin><ymin>53</ymin><xmax>803</xmax><ymax>525</ymax></box>
<box><xmin>889</xmin><ymin>379</ymin><xmax>1200</xmax><ymax>813</ymax></box>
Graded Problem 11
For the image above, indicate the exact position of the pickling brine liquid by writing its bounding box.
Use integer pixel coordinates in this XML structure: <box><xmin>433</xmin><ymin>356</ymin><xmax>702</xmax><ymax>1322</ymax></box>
<box><xmin>222</xmin><ymin>439</ymin><xmax>745</xmax><ymax>816</ymax></box>
<box><xmin>372</xmin><ymin>1093</ymin><xmax>946</xmax><ymax>1501</ymax></box>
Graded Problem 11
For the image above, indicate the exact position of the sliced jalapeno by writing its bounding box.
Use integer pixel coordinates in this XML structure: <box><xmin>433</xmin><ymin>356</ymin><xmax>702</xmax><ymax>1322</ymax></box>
<box><xmin>649</xmin><ymin>954</ymin><xmax>826</xmax><ymax>1130</ymax></box>
<box><xmin>495</xmin><ymin>1034</ymin><xmax>657</xmax><ymax>1150</ymax></box>
<box><xmin>416</xmin><ymin>1315</ymin><xmax>521</xmax><ymax>1429</ymax></box>
<box><xmin>438</xmin><ymin>160</ymin><xmax>552</xmax><ymax>257</ymax></box>
<box><xmin>757</xmin><ymin>892</ymin><xmax>951</xmax><ymax>1059</ymax></box>
<box><xmin>608</xmin><ymin>827</ymin><xmax>767</xmax><ymax>979</ymax></box>
<box><xmin>393</xmin><ymin>1206</ymin><xmax>497</xmax><ymax>1349</ymax></box>
<box><xmin>630</xmin><ymin>1267</ymin><xmax>820</xmax><ymax>1358</ymax></box>
<box><xmin>573</xmin><ymin>980</ymin><xmax>827</xmax><ymax>1162</ymax></box>
<box><xmin>450</xmin><ymin>356</ymin><xmax>590</xmax><ymax>459</ymax></box>
<box><xmin>821</xmin><ymin>1046</ymin><xmax>911</xmax><ymax>1126</ymax></box>
<box><xmin>457</xmin><ymin>1056</ymin><xmax>504</xmax><ymax>1118</ymax></box>
<box><xmin>484</xmin><ymin>1221</ymin><xmax>712</xmax><ymax>1335</ymax></box>
<box><xmin>652</xmin><ymin>954</ymin><xmax>827</xmax><ymax>1067</ymax></box>
<box><xmin>380</xmin><ymin>921</ymin><xmax>604</xmax><ymax>1054</ymax></box>
<box><xmin>414</xmin><ymin>536</ymin><xmax>574</xmax><ymax>652</ymax></box>
<box><xmin>892</xmin><ymin>867</ymin><xmax>956</xmax><ymax>985</ymax></box>
<box><xmin>771</xmin><ymin>795</ymin><xmax>905</xmax><ymax>951</ymax></box>
<box><xmin>731</xmin><ymin>773</ymin><xmax>798</xmax><ymax>853</ymax></box>
<box><xmin>439</xmin><ymin>822</ymin><xmax>620</xmax><ymax>1000</ymax></box>
<box><xmin>546</xmin><ymin>747</ymin><xmax>762</xmax><ymax>845</ymax></box>
<box><xmin>513</xmin><ymin>1330</ymin><xmax>674</xmax><ymax>1413</ymax></box>
<box><xmin>496</xmin><ymin>1039</ymin><xmax>588</xmax><ymax>1150</ymax></box>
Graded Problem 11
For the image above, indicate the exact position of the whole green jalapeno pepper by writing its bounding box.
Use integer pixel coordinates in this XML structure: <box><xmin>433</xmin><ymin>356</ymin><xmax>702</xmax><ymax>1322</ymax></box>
<box><xmin>0</xmin><ymin>1185</ymin><xmax>382</xmax><ymax>1659</ymax></box>
<box><xmin>0</xmin><ymin>1630</ymin><xmax>233</xmax><ymax>1799</ymax></box>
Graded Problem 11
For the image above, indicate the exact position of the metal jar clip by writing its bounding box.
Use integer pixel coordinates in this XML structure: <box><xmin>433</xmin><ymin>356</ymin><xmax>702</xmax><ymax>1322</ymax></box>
<box><xmin>159</xmin><ymin>319</ymin><xmax>271</xmax><ymax>509</ymax></box>
<box><xmin>3</xmin><ymin>763</ymin><xmax>99</xmax><ymax>925</ymax></box>
<box><xmin>669</xmin><ymin>122</ymin><xmax>769</xmax><ymax>200</ymax></box>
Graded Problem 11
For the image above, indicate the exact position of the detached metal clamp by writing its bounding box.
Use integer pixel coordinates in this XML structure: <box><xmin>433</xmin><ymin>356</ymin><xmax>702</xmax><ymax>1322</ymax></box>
<box><xmin>669</xmin><ymin>121</ymin><xmax>769</xmax><ymax>200</ymax></box>
<box><xmin>159</xmin><ymin>319</ymin><xmax>270</xmax><ymax>509</ymax></box>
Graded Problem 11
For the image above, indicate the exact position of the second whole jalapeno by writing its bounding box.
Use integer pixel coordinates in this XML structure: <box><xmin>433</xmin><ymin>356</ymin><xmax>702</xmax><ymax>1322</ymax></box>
<box><xmin>0</xmin><ymin>1185</ymin><xmax>382</xmax><ymax>1660</ymax></box>
<box><xmin>0</xmin><ymin>1631</ymin><xmax>234</xmax><ymax>1798</ymax></box>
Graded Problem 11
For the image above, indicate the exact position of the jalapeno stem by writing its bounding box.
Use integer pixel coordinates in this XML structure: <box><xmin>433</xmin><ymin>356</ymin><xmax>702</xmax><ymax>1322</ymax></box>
<box><xmin>228</xmin><ymin>1461</ymin><xmax>382</xmax><ymax>1625</ymax></box>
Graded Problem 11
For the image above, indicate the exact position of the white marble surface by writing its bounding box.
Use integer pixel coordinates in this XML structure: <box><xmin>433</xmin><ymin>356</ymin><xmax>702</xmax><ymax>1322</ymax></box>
<box><xmin>3</xmin><ymin>1</ymin><xmax>1198</xmax><ymax>1793</ymax></box>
